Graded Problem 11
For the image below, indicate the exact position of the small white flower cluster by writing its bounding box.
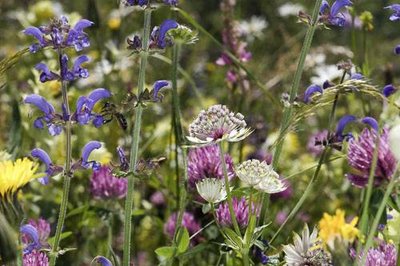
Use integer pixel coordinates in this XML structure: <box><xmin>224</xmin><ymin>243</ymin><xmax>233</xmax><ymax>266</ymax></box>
<box><xmin>196</xmin><ymin>178</ymin><xmax>227</xmax><ymax>204</ymax></box>
<box><xmin>187</xmin><ymin>104</ymin><xmax>252</xmax><ymax>145</ymax></box>
<box><xmin>236</xmin><ymin>159</ymin><xmax>286</xmax><ymax>194</ymax></box>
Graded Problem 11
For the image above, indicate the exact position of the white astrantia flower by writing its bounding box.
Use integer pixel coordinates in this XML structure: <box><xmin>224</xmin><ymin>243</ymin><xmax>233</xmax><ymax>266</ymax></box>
<box><xmin>196</xmin><ymin>178</ymin><xmax>227</xmax><ymax>204</ymax></box>
<box><xmin>187</xmin><ymin>104</ymin><xmax>252</xmax><ymax>146</ymax></box>
<box><xmin>283</xmin><ymin>225</ymin><xmax>332</xmax><ymax>266</ymax></box>
<box><xmin>389</xmin><ymin>124</ymin><xmax>400</xmax><ymax>161</ymax></box>
<box><xmin>236</xmin><ymin>159</ymin><xmax>286</xmax><ymax>194</ymax></box>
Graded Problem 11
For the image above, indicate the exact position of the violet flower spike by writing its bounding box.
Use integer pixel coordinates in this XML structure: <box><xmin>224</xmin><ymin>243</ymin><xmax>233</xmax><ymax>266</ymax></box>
<box><xmin>304</xmin><ymin>84</ymin><xmax>323</xmax><ymax>103</ymax></box>
<box><xmin>81</xmin><ymin>141</ymin><xmax>102</xmax><ymax>170</ymax></box>
<box><xmin>74</xmin><ymin>88</ymin><xmax>111</xmax><ymax>126</ymax></box>
<box><xmin>383</xmin><ymin>84</ymin><xmax>397</xmax><ymax>98</ymax></box>
<box><xmin>385</xmin><ymin>4</ymin><xmax>400</xmax><ymax>21</ymax></box>
<box><xmin>20</xmin><ymin>224</ymin><xmax>41</xmax><ymax>254</ymax></box>
<box><xmin>157</xmin><ymin>19</ymin><xmax>179</xmax><ymax>48</ymax></box>
<box><xmin>320</xmin><ymin>0</ymin><xmax>353</xmax><ymax>27</ymax></box>
<box><xmin>152</xmin><ymin>80</ymin><xmax>170</xmax><ymax>101</ymax></box>
<box><xmin>35</xmin><ymin>63</ymin><xmax>59</xmax><ymax>83</ymax></box>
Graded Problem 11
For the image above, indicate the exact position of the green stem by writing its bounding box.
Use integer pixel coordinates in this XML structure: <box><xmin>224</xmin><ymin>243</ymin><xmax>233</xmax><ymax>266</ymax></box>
<box><xmin>218</xmin><ymin>142</ymin><xmax>241</xmax><ymax>236</ymax></box>
<box><xmin>242</xmin><ymin>249</ymin><xmax>250</xmax><ymax>266</ymax></box>
<box><xmin>122</xmin><ymin>8</ymin><xmax>152</xmax><ymax>266</ymax></box>
<box><xmin>172</xmin><ymin>43</ymin><xmax>183</xmax><ymax>206</ymax></box>
<box><xmin>272</xmin><ymin>0</ymin><xmax>323</xmax><ymax>169</ymax></box>
<box><xmin>327</xmin><ymin>71</ymin><xmax>347</xmax><ymax>131</ymax></box>
<box><xmin>360</xmin><ymin>176</ymin><xmax>398</xmax><ymax>265</ymax></box>
<box><xmin>270</xmin><ymin>148</ymin><xmax>328</xmax><ymax>245</ymax></box>
<box><xmin>49</xmin><ymin>52</ymin><xmax>73</xmax><ymax>266</ymax></box>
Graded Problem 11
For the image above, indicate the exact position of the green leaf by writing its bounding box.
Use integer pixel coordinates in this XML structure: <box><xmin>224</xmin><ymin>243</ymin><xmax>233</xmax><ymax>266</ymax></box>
<box><xmin>244</xmin><ymin>215</ymin><xmax>256</xmax><ymax>246</ymax></box>
<box><xmin>155</xmin><ymin>246</ymin><xmax>176</xmax><ymax>259</ymax></box>
<box><xmin>222</xmin><ymin>227</ymin><xmax>243</xmax><ymax>251</ymax></box>
<box><xmin>66</xmin><ymin>205</ymin><xmax>89</xmax><ymax>218</ymax></box>
<box><xmin>177</xmin><ymin>228</ymin><xmax>190</xmax><ymax>253</ymax></box>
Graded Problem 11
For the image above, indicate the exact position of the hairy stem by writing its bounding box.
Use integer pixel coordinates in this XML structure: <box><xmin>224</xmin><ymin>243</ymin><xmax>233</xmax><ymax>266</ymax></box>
<box><xmin>122</xmin><ymin>8</ymin><xmax>152</xmax><ymax>266</ymax></box>
<box><xmin>49</xmin><ymin>52</ymin><xmax>72</xmax><ymax>266</ymax></box>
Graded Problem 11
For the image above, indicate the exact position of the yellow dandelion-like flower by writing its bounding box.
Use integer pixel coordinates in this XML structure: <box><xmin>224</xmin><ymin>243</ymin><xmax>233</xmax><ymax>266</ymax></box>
<box><xmin>318</xmin><ymin>209</ymin><xmax>360</xmax><ymax>249</ymax></box>
<box><xmin>0</xmin><ymin>158</ymin><xmax>42</xmax><ymax>198</ymax></box>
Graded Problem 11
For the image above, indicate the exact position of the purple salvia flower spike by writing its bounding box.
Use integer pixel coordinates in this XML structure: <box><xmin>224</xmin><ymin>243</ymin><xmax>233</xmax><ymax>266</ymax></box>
<box><xmin>383</xmin><ymin>84</ymin><xmax>397</xmax><ymax>97</ymax></box>
<box><xmin>152</xmin><ymin>80</ymin><xmax>170</xmax><ymax>101</ymax></box>
<box><xmin>330</xmin><ymin>0</ymin><xmax>352</xmax><ymax>17</ymax></box>
<box><xmin>23</xmin><ymin>26</ymin><xmax>44</xmax><ymax>43</ymax></box>
<box><xmin>157</xmin><ymin>19</ymin><xmax>179</xmax><ymax>48</ymax></box>
<box><xmin>20</xmin><ymin>224</ymin><xmax>41</xmax><ymax>254</ymax></box>
<box><xmin>361</xmin><ymin>117</ymin><xmax>379</xmax><ymax>132</ymax></box>
<box><xmin>303</xmin><ymin>84</ymin><xmax>323</xmax><ymax>103</ymax></box>
<box><xmin>81</xmin><ymin>141</ymin><xmax>102</xmax><ymax>170</ymax></box>
<box><xmin>24</xmin><ymin>94</ymin><xmax>55</xmax><ymax>115</ymax></box>
<box><xmin>335</xmin><ymin>115</ymin><xmax>356</xmax><ymax>138</ymax></box>
<box><xmin>385</xmin><ymin>4</ymin><xmax>400</xmax><ymax>21</ymax></box>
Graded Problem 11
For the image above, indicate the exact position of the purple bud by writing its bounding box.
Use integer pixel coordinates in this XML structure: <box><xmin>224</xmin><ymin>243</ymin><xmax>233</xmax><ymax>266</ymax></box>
<box><xmin>48</xmin><ymin>124</ymin><xmax>63</xmax><ymax>136</ymax></box>
<box><xmin>33</xmin><ymin>118</ymin><xmax>45</xmax><ymax>129</ymax></box>
<box><xmin>323</xmin><ymin>80</ymin><xmax>334</xmax><ymax>89</ymax></box>
<box><xmin>383</xmin><ymin>84</ymin><xmax>397</xmax><ymax>97</ymax></box>
<box><xmin>157</xmin><ymin>19</ymin><xmax>179</xmax><ymax>48</ymax></box>
<box><xmin>152</xmin><ymin>80</ymin><xmax>170</xmax><ymax>101</ymax></box>
<box><xmin>351</xmin><ymin>73</ymin><xmax>364</xmax><ymax>80</ymax></box>
<box><xmin>81</xmin><ymin>141</ymin><xmax>102</xmax><ymax>170</ymax></box>
<box><xmin>117</xmin><ymin>147</ymin><xmax>129</xmax><ymax>171</ymax></box>
<box><xmin>361</xmin><ymin>117</ymin><xmax>379</xmax><ymax>132</ymax></box>
<box><xmin>320</xmin><ymin>0</ymin><xmax>330</xmax><ymax>14</ymax></box>
<box><xmin>303</xmin><ymin>84</ymin><xmax>323</xmax><ymax>103</ymax></box>
<box><xmin>92</xmin><ymin>115</ymin><xmax>104</xmax><ymax>128</ymax></box>
<box><xmin>394</xmin><ymin>45</ymin><xmax>400</xmax><ymax>55</ymax></box>
<box><xmin>24</xmin><ymin>94</ymin><xmax>55</xmax><ymax>115</ymax></box>
<box><xmin>35</xmin><ymin>63</ymin><xmax>58</xmax><ymax>83</ymax></box>
<box><xmin>93</xmin><ymin>256</ymin><xmax>113</xmax><ymax>266</ymax></box>
<box><xmin>20</xmin><ymin>224</ymin><xmax>41</xmax><ymax>254</ymax></box>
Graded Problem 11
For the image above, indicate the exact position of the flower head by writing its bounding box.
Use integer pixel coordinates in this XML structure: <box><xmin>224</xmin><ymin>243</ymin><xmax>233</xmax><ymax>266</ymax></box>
<box><xmin>318</xmin><ymin>209</ymin><xmax>360</xmax><ymax>249</ymax></box>
<box><xmin>187</xmin><ymin>144</ymin><xmax>234</xmax><ymax>189</ymax></box>
<box><xmin>20</xmin><ymin>224</ymin><xmax>41</xmax><ymax>254</ymax></box>
<box><xmin>164</xmin><ymin>212</ymin><xmax>201</xmax><ymax>240</ymax></box>
<box><xmin>236</xmin><ymin>159</ymin><xmax>286</xmax><ymax>193</ymax></box>
<box><xmin>196</xmin><ymin>178</ymin><xmax>227</xmax><ymax>203</ymax></box>
<box><xmin>187</xmin><ymin>104</ymin><xmax>252</xmax><ymax>145</ymax></box>
<box><xmin>385</xmin><ymin>4</ymin><xmax>400</xmax><ymax>21</ymax></box>
<box><xmin>283</xmin><ymin>225</ymin><xmax>332</xmax><ymax>266</ymax></box>
<box><xmin>23</xmin><ymin>16</ymin><xmax>93</xmax><ymax>53</ymax></box>
<box><xmin>31</xmin><ymin>148</ymin><xmax>62</xmax><ymax>185</ymax></box>
<box><xmin>383</xmin><ymin>84</ymin><xmax>397</xmax><ymax>98</ymax></box>
<box><xmin>365</xmin><ymin>241</ymin><xmax>397</xmax><ymax>266</ymax></box>
<box><xmin>347</xmin><ymin>127</ymin><xmax>397</xmax><ymax>187</ymax></box>
<box><xmin>23</xmin><ymin>250</ymin><xmax>49</xmax><ymax>266</ymax></box>
<box><xmin>92</xmin><ymin>256</ymin><xmax>113</xmax><ymax>266</ymax></box>
<box><xmin>216</xmin><ymin>197</ymin><xmax>258</xmax><ymax>228</ymax></box>
<box><xmin>90</xmin><ymin>165</ymin><xmax>127</xmax><ymax>199</ymax></box>
<box><xmin>0</xmin><ymin>158</ymin><xmax>41</xmax><ymax>198</ymax></box>
<box><xmin>304</xmin><ymin>84</ymin><xmax>323</xmax><ymax>103</ymax></box>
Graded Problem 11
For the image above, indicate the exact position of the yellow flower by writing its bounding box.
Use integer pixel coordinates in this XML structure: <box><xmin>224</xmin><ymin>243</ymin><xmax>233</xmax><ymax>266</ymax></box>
<box><xmin>318</xmin><ymin>209</ymin><xmax>360</xmax><ymax>248</ymax></box>
<box><xmin>0</xmin><ymin>158</ymin><xmax>42</xmax><ymax>198</ymax></box>
<box><xmin>107</xmin><ymin>17</ymin><xmax>121</xmax><ymax>30</ymax></box>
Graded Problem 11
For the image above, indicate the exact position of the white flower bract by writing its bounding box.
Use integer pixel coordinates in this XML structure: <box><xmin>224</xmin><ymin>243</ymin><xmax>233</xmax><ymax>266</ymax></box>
<box><xmin>196</xmin><ymin>178</ymin><xmax>227</xmax><ymax>204</ymax></box>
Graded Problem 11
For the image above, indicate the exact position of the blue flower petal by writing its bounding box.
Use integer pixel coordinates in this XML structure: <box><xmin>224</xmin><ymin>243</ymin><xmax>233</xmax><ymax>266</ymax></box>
<box><xmin>73</xmin><ymin>19</ymin><xmax>94</xmax><ymax>32</ymax></box>
<box><xmin>157</xmin><ymin>19</ymin><xmax>179</xmax><ymax>48</ymax></box>
<box><xmin>361</xmin><ymin>117</ymin><xmax>378</xmax><ymax>132</ymax></box>
<box><xmin>350</xmin><ymin>73</ymin><xmax>363</xmax><ymax>80</ymax></box>
<box><xmin>383</xmin><ymin>84</ymin><xmax>397</xmax><ymax>97</ymax></box>
<box><xmin>20</xmin><ymin>224</ymin><xmax>41</xmax><ymax>254</ymax></box>
<box><xmin>320</xmin><ymin>0</ymin><xmax>330</xmax><ymax>13</ymax></box>
<box><xmin>24</xmin><ymin>94</ymin><xmax>55</xmax><ymax>115</ymax></box>
<box><xmin>330</xmin><ymin>0</ymin><xmax>352</xmax><ymax>17</ymax></box>
<box><xmin>385</xmin><ymin>4</ymin><xmax>400</xmax><ymax>21</ymax></box>
<box><xmin>86</xmin><ymin>88</ymin><xmax>112</xmax><ymax>110</ymax></box>
<box><xmin>153</xmin><ymin>80</ymin><xmax>170</xmax><ymax>101</ymax></box>
<box><xmin>335</xmin><ymin>115</ymin><xmax>356</xmax><ymax>138</ymax></box>
<box><xmin>73</xmin><ymin>55</ymin><xmax>90</xmax><ymax>78</ymax></box>
<box><xmin>31</xmin><ymin>148</ymin><xmax>52</xmax><ymax>168</ymax></box>
<box><xmin>303</xmin><ymin>84</ymin><xmax>323</xmax><ymax>103</ymax></box>
<box><xmin>23</xmin><ymin>26</ymin><xmax>44</xmax><ymax>44</ymax></box>
<box><xmin>81</xmin><ymin>141</ymin><xmax>102</xmax><ymax>169</ymax></box>
<box><xmin>93</xmin><ymin>256</ymin><xmax>113</xmax><ymax>266</ymax></box>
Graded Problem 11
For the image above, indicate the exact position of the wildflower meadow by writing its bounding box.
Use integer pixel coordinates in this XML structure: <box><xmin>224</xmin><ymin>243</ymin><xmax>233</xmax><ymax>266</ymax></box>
<box><xmin>2</xmin><ymin>0</ymin><xmax>400</xmax><ymax>265</ymax></box>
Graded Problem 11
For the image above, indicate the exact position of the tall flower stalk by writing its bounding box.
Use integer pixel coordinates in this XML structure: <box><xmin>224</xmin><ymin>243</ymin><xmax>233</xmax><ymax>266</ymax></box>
<box><xmin>122</xmin><ymin>8</ymin><xmax>152</xmax><ymax>266</ymax></box>
<box><xmin>49</xmin><ymin>53</ymin><xmax>72</xmax><ymax>266</ymax></box>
